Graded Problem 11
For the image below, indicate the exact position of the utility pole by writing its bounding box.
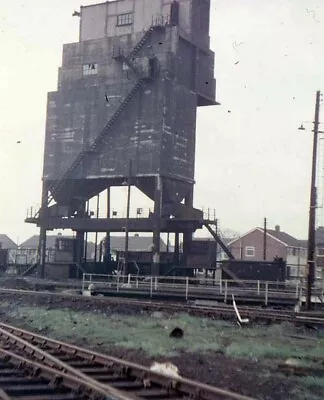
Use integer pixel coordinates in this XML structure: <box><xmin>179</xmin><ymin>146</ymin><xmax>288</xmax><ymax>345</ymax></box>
<box><xmin>306</xmin><ymin>90</ymin><xmax>321</xmax><ymax>310</ymax></box>
<box><xmin>214</xmin><ymin>218</ymin><xmax>219</xmax><ymax>282</ymax></box>
<box><xmin>263</xmin><ymin>217</ymin><xmax>267</xmax><ymax>261</ymax></box>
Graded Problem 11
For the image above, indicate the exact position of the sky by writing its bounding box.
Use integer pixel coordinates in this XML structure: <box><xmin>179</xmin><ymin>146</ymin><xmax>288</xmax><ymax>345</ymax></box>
<box><xmin>0</xmin><ymin>0</ymin><xmax>324</xmax><ymax>244</ymax></box>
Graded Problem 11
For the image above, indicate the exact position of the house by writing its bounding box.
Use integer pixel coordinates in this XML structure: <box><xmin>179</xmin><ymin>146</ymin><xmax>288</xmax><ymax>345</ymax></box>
<box><xmin>20</xmin><ymin>235</ymin><xmax>70</xmax><ymax>249</ymax></box>
<box><xmin>188</xmin><ymin>236</ymin><xmax>234</xmax><ymax>269</ymax></box>
<box><xmin>105</xmin><ymin>235</ymin><xmax>168</xmax><ymax>262</ymax></box>
<box><xmin>228</xmin><ymin>225</ymin><xmax>307</xmax><ymax>279</ymax></box>
<box><xmin>314</xmin><ymin>227</ymin><xmax>324</xmax><ymax>280</ymax></box>
<box><xmin>0</xmin><ymin>234</ymin><xmax>17</xmax><ymax>249</ymax></box>
<box><xmin>16</xmin><ymin>233</ymin><xmax>167</xmax><ymax>263</ymax></box>
<box><xmin>109</xmin><ymin>235</ymin><xmax>167</xmax><ymax>253</ymax></box>
<box><xmin>316</xmin><ymin>227</ymin><xmax>324</xmax><ymax>257</ymax></box>
<box><xmin>11</xmin><ymin>234</ymin><xmax>75</xmax><ymax>265</ymax></box>
<box><xmin>0</xmin><ymin>235</ymin><xmax>17</xmax><ymax>269</ymax></box>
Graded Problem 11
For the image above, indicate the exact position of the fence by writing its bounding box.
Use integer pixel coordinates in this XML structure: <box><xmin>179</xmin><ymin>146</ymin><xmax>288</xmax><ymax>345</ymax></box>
<box><xmin>81</xmin><ymin>273</ymin><xmax>321</xmax><ymax>305</ymax></box>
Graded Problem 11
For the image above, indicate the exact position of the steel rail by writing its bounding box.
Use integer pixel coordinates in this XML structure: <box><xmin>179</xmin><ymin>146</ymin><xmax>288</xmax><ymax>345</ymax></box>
<box><xmin>0</xmin><ymin>347</ymin><xmax>121</xmax><ymax>399</ymax></box>
<box><xmin>0</xmin><ymin>322</ymin><xmax>256</xmax><ymax>400</ymax></box>
<box><xmin>0</xmin><ymin>287</ymin><xmax>324</xmax><ymax>325</ymax></box>
<box><xmin>0</xmin><ymin>328</ymin><xmax>138</xmax><ymax>400</ymax></box>
<box><xmin>0</xmin><ymin>286</ymin><xmax>298</xmax><ymax>315</ymax></box>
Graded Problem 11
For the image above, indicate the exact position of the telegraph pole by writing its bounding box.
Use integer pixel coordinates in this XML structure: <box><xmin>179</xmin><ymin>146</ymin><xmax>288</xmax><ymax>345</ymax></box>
<box><xmin>306</xmin><ymin>90</ymin><xmax>321</xmax><ymax>310</ymax></box>
<box><xmin>263</xmin><ymin>217</ymin><xmax>267</xmax><ymax>261</ymax></box>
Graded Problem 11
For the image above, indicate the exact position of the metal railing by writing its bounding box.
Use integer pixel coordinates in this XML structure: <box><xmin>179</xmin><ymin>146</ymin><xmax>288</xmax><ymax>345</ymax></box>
<box><xmin>81</xmin><ymin>273</ymin><xmax>322</xmax><ymax>304</ymax></box>
<box><xmin>25</xmin><ymin>205</ymin><xmax>218</xmax><ymax>220</ymax></box>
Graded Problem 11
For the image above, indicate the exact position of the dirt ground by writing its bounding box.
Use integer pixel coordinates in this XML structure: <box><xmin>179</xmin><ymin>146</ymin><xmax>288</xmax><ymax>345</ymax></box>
<box><xmin>0</xmin><ymin>289</ymin><xmax>323</xmax><ymax>399</ymax></box>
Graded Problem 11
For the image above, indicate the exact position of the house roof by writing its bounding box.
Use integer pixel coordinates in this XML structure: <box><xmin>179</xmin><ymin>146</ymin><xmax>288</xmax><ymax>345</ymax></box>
<box><xmin>298</xmin><ymin>239</ymin><xmax>308</xmax><ymax>248</ymax></box>
<box><xmin>266</xmin><ymin>229</ymin><xmax>304</xmax><ymax>248</ymax></box>
<box><xmin>193</xmin><ymin>236</ymin><xmax>234</xmax><ymax>245</ymax></box>
<box><xmin>0</xmin><ymin>234</ymin><xmax>17</xmax><ymax>249</ymax></box>
<box><xmin>20</xmin><ymin>235</ymin><xmax>74</xmax><ymax>249</ymax></box>
<box><xmin>228</xmin><ymin>227</ymin><xmax>306</xmax><ymax>248</ymax></box>
<box><xmin>109</xmin><ymin>236</ymin><xmax>167</xmax><ymax>252</ymax></box>
<box><xmin>20</xmin><ymin>234</ymin><xmax>167</xmax><ymax>252</ymax></box>
<box><xmin>316</xmin><ymin>227</ymin><xmax>324</xmax><ymax>245</ymax></box>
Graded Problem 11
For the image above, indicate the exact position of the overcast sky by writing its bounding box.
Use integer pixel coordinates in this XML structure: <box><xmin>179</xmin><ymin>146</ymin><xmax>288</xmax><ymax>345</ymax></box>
<box><xmin>0</xmin><ymin>0</ymin><xmax>324</xmax><ymax>243</ymax></box>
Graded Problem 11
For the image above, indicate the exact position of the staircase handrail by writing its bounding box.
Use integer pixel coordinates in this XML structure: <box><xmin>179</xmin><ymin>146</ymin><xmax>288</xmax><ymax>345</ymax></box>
<box><xmin>31</xmin><ymin>79</ymin><xmax>145</xmax><ymax>220</ymax></box>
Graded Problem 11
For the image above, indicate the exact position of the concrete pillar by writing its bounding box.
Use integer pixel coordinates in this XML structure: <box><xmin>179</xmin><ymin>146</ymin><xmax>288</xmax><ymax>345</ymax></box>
<box><xmin>75</xmin><ymin>202</ymin><xmax>86</xmax><ymax>278</ymax></box>
<box><xmin>39</xmin><ymin>226</ymin><xmax>47</xmax><ymax>279</ymax></box>
<box><xmin>75</xmin><ymin>231</ymin><xmax>85</xmax><ymax>278</ymax></box>
<box><xmin>152</xmin><ymin>176</ymin><xmax>163</xmax><ymax>276</ymax></box>
<box><xmin>104</xmin><ymin>186</ymin><xmax>111</xmax><ymax>262</ymax></box>
<box><xmin>38</xmin><ymin>181</ymin><xmax>48</xmax><ymax>279</ymax></box>
<box><xmin>182</xmin><ymin>186</ymin><xmax>194</xmax><ymax>266</ymax></box>
<box><xmin>174</xmin><ymin>232</ymin><xmax>180</xmax><ymax>265</ymax></box>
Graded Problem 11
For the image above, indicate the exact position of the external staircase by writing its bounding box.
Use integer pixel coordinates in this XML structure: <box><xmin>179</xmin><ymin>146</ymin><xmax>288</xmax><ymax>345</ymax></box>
<box><xmin>29</xmin><ymin>24</ymin><xmax>165</xmax><ymax>222</ymax></box>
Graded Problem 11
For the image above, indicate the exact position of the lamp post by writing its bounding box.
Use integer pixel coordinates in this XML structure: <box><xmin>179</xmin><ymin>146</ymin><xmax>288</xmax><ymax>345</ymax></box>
<box><xmin>299</xmin><ymin>90</ymin><xmax>322</xmax><ymax>310</ymax></box>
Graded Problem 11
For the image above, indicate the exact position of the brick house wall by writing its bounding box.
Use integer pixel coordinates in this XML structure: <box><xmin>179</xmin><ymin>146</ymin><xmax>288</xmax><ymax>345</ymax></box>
<box><xmin>228</xmin><ymin>228</ymin><xmax>287</xmax><ymax>262</ymax></box>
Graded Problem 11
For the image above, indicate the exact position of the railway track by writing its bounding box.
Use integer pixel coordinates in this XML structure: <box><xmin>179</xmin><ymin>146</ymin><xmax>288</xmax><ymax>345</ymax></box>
<box><xmin>0</xmin><ymin>348</ymin><xmax>118</xmax><ymax>399</ymax></box>
<box><xmin>0</xmin><ymin>322</ymin><xmax>255</xmax><ymax>400</ymax></box>
<box><xmin>0</xmin><ymin>287</ymin><xmax>324</xmax><ymax>327</ymax></box>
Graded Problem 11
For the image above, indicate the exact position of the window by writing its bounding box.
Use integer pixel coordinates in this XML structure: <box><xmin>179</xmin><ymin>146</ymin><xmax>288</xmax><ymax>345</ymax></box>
<box><xmin>291</xmin><ymin>247</ymin><xmax>297</xmax><ymax>256</ymax></box>
<box><xmin>245</xmin><ymin>246</ymin><xmax>255</xmax><ymax>257</ymax></box>
<box><xmin>117</xmin><ymin>13</ymin><xmax>133</xmax><ymax>26</ymax></box>
<box><xmin>83</xmin><ymin>63</ymin><xmax>98</xmax><ymax>76</ymax></box>
<box><xmin>289</xmin><ymin>265</ymin><xmax>298</xmax><ymax>278</ymax></box>
<box><xmin>318</xmin><ymin>247</ymin><xmax>324</xmax><ymax>257</ymax></box>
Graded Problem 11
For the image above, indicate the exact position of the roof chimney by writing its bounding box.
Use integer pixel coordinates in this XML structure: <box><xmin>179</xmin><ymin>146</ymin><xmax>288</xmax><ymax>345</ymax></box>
<box><xmin>275</xmin><ymin>225</ymin><xmax>280</xmax><ymax>232</ymax></box>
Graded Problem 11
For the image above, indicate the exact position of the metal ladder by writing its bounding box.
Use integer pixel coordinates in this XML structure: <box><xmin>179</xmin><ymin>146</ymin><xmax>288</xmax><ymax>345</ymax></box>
<box><xmin>33</xmin><ymin>79</ymin><xmax>145</xmax><ymax>219</ymax></box>
<box><xmin>32</xmin><ymin>24</ymin><xmax>164</xmax><ymax>220</ymax></box>
<box><xmin>113</xmin><ymin>24</ymin><xmax>164</xmax><ymax>71</ymax></box>
<box><xmin>129</xmin><ymin>25</ymin><xmax>163</xmax><ymax>58</ymax></box>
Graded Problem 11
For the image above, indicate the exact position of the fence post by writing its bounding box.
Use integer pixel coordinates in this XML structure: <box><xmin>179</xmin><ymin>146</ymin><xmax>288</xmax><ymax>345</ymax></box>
<box><xmin>295</xmin><ymin>282</ymin><xmax>299</xmax><ymax>299</ymax></box>
<box><xmin>117</xmin><ymin>274</ymin><xmax>120</xmax><ymax>292</ymax></box>
<box><xmin>220</xmin><ymin>276</ymin><xmax>223</xmax><ymax>294</ymax></box>
<box><xmin>127</xmin><ymin>274</ymin><xmax>131</xmax><ymax>286</ymax></box>
<box><xmin>265</xmin><ymin>282</ymin><xmax>269</xmax><ymax>306</ymax></box>
<box><xmin>224</xmin><ymin>280</ymin><xmax>228</xmax><ymax>303</ymax></box>
<box><xmin>136</xmin><ymin>277</ymin><xmax>139</xmax><ymax>288</ymax></box>
<box><xmin>82</xmin><ymin>273</ymin><xmax>85</xmax><ymax>292</ymax></box>
<box><xmin>185</xmin><ymin>277</ymin><xmax>189</xmax><ymax>300</ymax></box>
<box><xmin>150</xmin><ymin>277</ymin><xmax>153</xmax><ymax>298</ymax></box>
<box><xmin>155</xmin><ymin>277</ymin><xmax>158</xmax><ymax>291</ymax></box>
<box><xmin>257</xmin><ymin>280</ymin><xmax>260</xmax><ymax>295</ymax></box>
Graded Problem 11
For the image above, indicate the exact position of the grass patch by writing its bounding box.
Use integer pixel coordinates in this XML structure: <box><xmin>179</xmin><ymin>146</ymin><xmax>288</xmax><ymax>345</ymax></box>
<box><xmin>3</xmin><ymin>303</ymin><xmax>324</xmax><ymax>361</ymax></box>
<box><xmin>301</xmin><ymin>376</ymin><xmax>324</xmax><ymax>389</ymax></box>
<box><xmin>225</xmin><ymin>340</ymin><xmax>299</xmax><ymax>359</ymax></box>
<box><xmin>289</xmin><ymin>376</ymin><xmax>324</xmax><ymax>400</ymax></box>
